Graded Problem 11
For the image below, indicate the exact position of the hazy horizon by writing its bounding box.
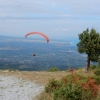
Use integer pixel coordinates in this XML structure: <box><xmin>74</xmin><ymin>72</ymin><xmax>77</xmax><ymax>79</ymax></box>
<box><xmin>0</xmin><ymin>34</ymin><xmax>79</xmax><ymax>46</ymax></box>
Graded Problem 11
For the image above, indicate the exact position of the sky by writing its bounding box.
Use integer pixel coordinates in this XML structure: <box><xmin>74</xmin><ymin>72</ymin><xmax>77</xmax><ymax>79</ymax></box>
<box><xmin>0</xmin><ymin>0</ymin><xmax>100</xmax><ymax>40</ymax></box>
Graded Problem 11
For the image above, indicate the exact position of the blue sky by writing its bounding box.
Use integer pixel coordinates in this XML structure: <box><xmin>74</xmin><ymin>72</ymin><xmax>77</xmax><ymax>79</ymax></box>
<box><xmin>0</xmin><ymin>0</ymin><xmax>100</xmax><ymax>40</ymax></box>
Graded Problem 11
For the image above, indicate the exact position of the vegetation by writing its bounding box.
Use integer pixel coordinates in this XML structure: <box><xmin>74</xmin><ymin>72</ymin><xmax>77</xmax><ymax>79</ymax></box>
<box><xmin>77</xmin><ymin>28</ymin><xmax>100</xmax><ymax>72</ymax></box>
<box><xmin>90</xmin><ymin>65</ymin><xmax>97</xmax><ymax>70</ymax></box>
<box><xmin>92</xmin><ymin>75</ymin><xmax>100</xmax><ymax>85</ymax></box>
<box><xmin>38</xmin><ymin>69</ymin><xmax>100</xmax><ymax>100</ymax></box>
<box><xmin>98</xmin><ymin>59</ymin><xmax>100</xmax><ymax>67</ymax></box>
<box><xmin>48</xmin><ymin>67</ymin><xmax>59</xmax><ymax>72</ymax></box>
<box><xmin>94</xmin><ymin>69</ymin><xmax>100</xmax><ymax>75</ymax></box>
<box><xmin>92</xmin><ymin>67</ymin><xmax>100</xmax><ymax>84</ymax></box>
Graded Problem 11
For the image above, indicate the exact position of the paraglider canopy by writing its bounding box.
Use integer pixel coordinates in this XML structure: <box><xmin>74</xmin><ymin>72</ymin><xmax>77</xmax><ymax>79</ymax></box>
<box><xmin>25</xmin><ymin>32</ymin><xmax>49</xmax><ymax>43</ymax></box>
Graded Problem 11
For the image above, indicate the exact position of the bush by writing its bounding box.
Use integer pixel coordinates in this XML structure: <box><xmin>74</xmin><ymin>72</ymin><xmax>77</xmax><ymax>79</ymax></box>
<box><xmin>53</xmin><ymin>82</ymin><xmax>90</xmax><ymax>100</ymax></box>
<box><xmin>90</xmin><ymin>65</ymin><xmax>97</xmax><ymax>70</ymax></box>
<box><xmin>97</xmin><ymin>97</ymin><xmax>100</xmax><ymax>100</ymax></box>
<box><xmin>92</xmin><ymin>76</ymin><xmax>100</xmax><ymax>84</ymax></box>
<box><xmin>45</xmin><ymin>78</ymin><xmax>61</xmax><ymax>93</ymax></box>
<box><xmin>94</xmin><ymin>69</ymin><xmax>100</xmax><ymax>75</ymax></box>
<box><xmin>48</xmin><ymin>67</ymin><xmax>59</xmax><ymax>72</ymax></box>
<box><xmin>45</xmin><ymin>73</ymin><xmax>99</xmax><ymax>100</ymax></box>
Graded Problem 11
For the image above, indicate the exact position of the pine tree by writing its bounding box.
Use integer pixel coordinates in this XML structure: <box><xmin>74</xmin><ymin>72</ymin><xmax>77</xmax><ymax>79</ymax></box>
<box><xmin>77</xmin><ymin>28</ymin><xmax>100</xmax><ymax>72</ymax></box>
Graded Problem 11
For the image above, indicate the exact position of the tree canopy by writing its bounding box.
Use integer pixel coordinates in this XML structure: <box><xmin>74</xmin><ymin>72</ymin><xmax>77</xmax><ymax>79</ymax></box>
<box><xmin>77</xmin><ymin>28</ymin><xmax>100</xmax><ymax>72</ymax></box>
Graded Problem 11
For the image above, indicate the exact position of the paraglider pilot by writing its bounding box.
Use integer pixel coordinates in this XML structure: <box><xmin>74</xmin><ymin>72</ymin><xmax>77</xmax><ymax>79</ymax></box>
<box><xmin>33</xmin><ymin>53</ymin><xmax>36</xmax><ymax>56</ymax></box>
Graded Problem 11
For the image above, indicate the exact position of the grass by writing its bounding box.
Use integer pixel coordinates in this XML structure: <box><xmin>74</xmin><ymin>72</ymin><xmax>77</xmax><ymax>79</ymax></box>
<box><xmin>34</xmin><ymin>92</ymin><xmax>53</xmax><ymax>100</ymax></box>
<box><xmin>0</xmin><ymin>70</ymin><xmax>69</xmax><ymax>85</ymax></box>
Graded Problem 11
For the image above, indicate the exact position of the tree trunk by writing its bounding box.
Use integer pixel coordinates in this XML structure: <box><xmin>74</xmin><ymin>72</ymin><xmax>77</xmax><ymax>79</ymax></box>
<box><xmin>85</xmin><ymin>56</ymin><xmax>90</xmax><ymax>73</ymax></box>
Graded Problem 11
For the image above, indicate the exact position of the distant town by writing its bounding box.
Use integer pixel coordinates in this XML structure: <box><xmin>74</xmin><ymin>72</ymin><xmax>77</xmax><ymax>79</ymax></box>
<box><xmin>0</xmin><ymin>36</ymin><xmax>90</xmax><ymax>71</ymax></box>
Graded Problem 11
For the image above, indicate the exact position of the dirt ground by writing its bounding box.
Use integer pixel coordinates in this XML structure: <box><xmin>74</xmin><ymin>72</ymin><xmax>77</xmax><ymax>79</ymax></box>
<box><xmin>0</xmin><ymin>70</ymin><xmax>70</xmax><ymax>85</ymax></box>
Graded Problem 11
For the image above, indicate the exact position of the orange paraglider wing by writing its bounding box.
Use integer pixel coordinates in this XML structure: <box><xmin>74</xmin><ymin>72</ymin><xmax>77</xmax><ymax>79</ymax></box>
<box><xmin>25</xmin><ymin>32</ymin><xmax>49</xmax><ymax>43</ymax></box>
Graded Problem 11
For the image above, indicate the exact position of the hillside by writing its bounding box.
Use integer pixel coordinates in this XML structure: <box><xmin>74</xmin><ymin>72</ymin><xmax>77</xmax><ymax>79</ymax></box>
<box><xmin>1</xmin><ymin>68</ymin><xmax>100</xmax><ymax>100</ymax></box>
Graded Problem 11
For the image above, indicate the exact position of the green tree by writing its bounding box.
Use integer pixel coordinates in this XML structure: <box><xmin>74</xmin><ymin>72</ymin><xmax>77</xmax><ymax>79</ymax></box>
<box><xmin>77</xmin><ymin>28</ymin><xmax>100</xmax><ymax>72</ymax></box>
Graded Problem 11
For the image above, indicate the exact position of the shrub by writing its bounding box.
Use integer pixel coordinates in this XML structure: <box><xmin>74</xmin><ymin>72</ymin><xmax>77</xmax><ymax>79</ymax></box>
<box><xmin>45</xmin><ymin>78</ymin><xmax>61</xmax><ymax>93</ymax></box>
<box><xmin>97</xmin><ymin>97</ymin><xmax>100</xmax><ymax>100</ymax></box>
<box><xmin>92</xmin><ymin>76</ymin><xmax>100</xmax><ymax>84</ymax></box>
<box><xmin>48</xmin><ymin>67</ymin><xmax>59</xmax><ymax>72</ymax></box>
<box><xmin>53</xmin><ymin>82</ymin><xmax>85</xmax><ymax>100</ymax></box>
<box><xmin>45</xmin><ymin>73</ymin><xmax>100</xmax><ymax>100</ymax></box>
<box><xmin>90</xmin><ymin>65</ymin><xmax>97</xmax><ymax>70</ymax></box>
<box><xmin>94</xmin><ymin>69</ymin><xmax>100</xmax><ymax>75</ymax></box>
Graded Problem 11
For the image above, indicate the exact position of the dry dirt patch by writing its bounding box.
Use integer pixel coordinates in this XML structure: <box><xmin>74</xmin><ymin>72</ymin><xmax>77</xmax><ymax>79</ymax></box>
<box><xmin>0</xmin><ymin>75</ymin><xmax>44</xmax><ymax>100</ymax></box>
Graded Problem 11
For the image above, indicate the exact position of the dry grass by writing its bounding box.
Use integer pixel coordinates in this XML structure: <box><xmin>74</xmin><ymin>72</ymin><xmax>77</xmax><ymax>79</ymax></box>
<box><xmin>0</xmin><ymin>68</ymin><xmax>95</xmax><ymax>85</ymax></box>
<box><xmin>34</xmin><ymin>91</ymin><xmax>53</xmax><ymax>100</ymax></box>
<box><xmin>0</xmin><ymin>70</ymin><xmax>70</xmax><ymax>85</ymax></box>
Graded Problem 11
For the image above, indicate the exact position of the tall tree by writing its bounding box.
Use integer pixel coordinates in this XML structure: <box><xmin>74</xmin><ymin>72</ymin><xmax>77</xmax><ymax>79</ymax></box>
<box><xmin>77</xmin><ymin>28</ymin><xmax>100</xmax><ymax>72</ymax></box>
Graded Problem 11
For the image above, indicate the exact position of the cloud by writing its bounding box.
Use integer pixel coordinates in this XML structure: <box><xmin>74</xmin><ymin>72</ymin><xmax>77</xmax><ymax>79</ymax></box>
<box><xmin>0</xmin><ymin>0</ymin><xmax>100</xmax><ymax>39</ymax></box>
<box><xmin>1</xmin><ymin>0</ymin><xmax>100</xmax><ymax>16</ymax></box>
<box><xmin>0</xmin><ymin>0</ymin><xmax>100</xmax><ymax>21</ymax></box>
